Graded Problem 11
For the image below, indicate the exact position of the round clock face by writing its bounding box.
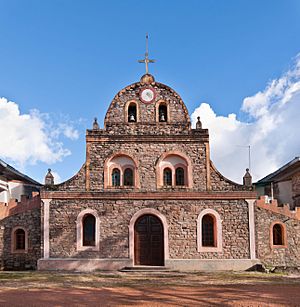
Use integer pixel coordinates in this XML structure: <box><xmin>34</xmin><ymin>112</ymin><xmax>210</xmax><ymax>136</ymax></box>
<box><xmin>140</xmin><ymin>87</ymin><xmax>156</xmax><ymax>104</ymax></box>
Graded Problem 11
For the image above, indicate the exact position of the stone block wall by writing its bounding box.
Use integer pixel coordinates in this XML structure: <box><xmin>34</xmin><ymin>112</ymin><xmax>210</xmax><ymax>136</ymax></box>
<box><xmin>255</xmin><ymin>206</ymin><xmax>300</xmax><ymax>268</ymax></box>
<box><xmin>47</xmin><ymin>199</ymin><xmax>250</xmax><ymax>260</ymax></box>
<box><xmin>0</xmin><ymin>208</ymin><xmax>41</xmax><ymax>270</ymax></box>
<box><xmin>104</xmin><ymin>81</ymin><xmax>190</xmax><ymax>129</ymax></box>
<box><xmin>88</xmin><ymin>141</ymin><xmax>207</xmax><ymax>192</ymax></box>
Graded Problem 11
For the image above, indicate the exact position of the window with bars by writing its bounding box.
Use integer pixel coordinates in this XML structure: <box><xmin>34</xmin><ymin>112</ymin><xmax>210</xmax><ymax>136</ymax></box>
<box><xmin>163</xmin><ymin>168</ymin><xmax>172</xmax><ymax>186</ymax></box>
<box><xmin>83</xmin><ymin>214</ymin><xmax>96</xmax><ymax>246</ymax></box>
<box><xmin>124</xmin><ymin>168</ymin><xmax>134</xmax><ymax>186</ymax></box>
<box><xmin>273</xmin><ymin>223</ymin><xmax>284</xmax><ymax>245</ymax></box>
<box><xmin>112</xmin><ymin>168</ymin><xmax>121</xmax><ymax>186</ymax></box>
<box><xmin>175</xmin><ymin>167</ymin><xmax>185</xmax><ymax>186</ymax></box>
<box><xmin>202</xmin><ymin>214</ymin><xmax>215</xmax><ymax>247</ymax></box>
<box><xmin>15</xmin><ymin>229</ymin><xmax>25</xmax><ymax>250</ymax></box>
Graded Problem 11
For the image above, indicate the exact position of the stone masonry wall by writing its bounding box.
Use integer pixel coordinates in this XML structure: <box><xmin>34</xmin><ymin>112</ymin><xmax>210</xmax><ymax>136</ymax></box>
<box><xmin>89</xmin><ymin>141</ymin><xmax>207</xmax><ymax>192</ymax></box>
<box><xmin>255</xmin><ymin>206</ymin><xmax>300</xmax><ymax>268</ymax></box>
<box><xmin>105</xmin><ymin>81</ymin><xmax>190</xmax><ymax>129</ymax></box>
<box><xmin>48</xmin><ymin>199</ymin><xmax>250</xmax><ymax>260</ymax></box>
<box><xmin>0</xmin><ymin>208</ymin><xmax>41</xmax><ymax>270</ymax></box>
<box><xmin>51</xmin><ymin>164</ymin><xmax>86</xmax><ymax>191</ymax></box>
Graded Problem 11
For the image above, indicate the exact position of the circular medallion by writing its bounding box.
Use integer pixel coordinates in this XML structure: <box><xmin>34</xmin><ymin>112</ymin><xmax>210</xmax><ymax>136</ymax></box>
<box><xmin>140</xmin><ymin>87</ymin><xmax>156</xmax><ymax>104</ymax></box>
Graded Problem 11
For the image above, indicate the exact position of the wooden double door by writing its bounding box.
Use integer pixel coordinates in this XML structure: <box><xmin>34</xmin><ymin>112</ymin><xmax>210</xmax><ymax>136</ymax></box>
<box><xmin>134</xmin><ymin>214</ymin><xmax>164</xmax><ymax>266</ymax></box>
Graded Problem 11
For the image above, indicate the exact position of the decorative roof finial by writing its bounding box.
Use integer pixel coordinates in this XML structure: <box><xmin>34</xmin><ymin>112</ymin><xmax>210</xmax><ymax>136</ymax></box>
<box><xmin>243</xmin><ymin>168</ymin><xmax>252</xmax><ymax>187</ymax></box>
<box><xmin>196</xmin><ymin>116</ymin><xmax>202</xmax><ymax>129</ymax></box>
<box><xmin>45</xmin><ymin>168</ymin><xmax>54</xmax><ymax>185</ymax></box>
<box><xmin>138</xmin><ymin>33</ymin><xmax>155</xmax><ymax>74</ymax></box>
<box><xmin>93</xmin><ymin>117</ymin><xmax>99</xmax><ymax>130</ymax></box>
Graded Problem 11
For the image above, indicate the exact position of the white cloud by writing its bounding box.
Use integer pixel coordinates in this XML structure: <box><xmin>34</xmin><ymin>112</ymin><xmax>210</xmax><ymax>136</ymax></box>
<box><xmin>191</xmin><ymin>54</ymin><xmax>300</xmax><ymax>183</ymax></box>
<box><xmin>0</xmin><ymin>97</ymin><xmax>79</xmax><ymax>167</ymax></box>
<box><xmin>51</xmin><ymin>171</ymin><xmax>62</xmax><ymax>184</ymax></box>
<box><xmin>60</xmin><ymin>124</ymin><xmax>79</xmax><ymax>140</ymax></box>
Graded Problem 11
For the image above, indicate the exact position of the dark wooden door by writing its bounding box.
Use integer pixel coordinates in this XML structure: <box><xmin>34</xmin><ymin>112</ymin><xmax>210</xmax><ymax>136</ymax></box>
<box><xmin>134</xmin><ymin>215</ymin><xmax>164</xmax><ymax>266</ymax></box>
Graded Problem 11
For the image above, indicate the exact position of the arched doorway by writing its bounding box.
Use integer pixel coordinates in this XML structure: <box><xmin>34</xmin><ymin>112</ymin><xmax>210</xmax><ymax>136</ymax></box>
<box><xmin>134</xmin><ymin>214</ymin><xmax>164</xmax><ymax>266</ymax></box>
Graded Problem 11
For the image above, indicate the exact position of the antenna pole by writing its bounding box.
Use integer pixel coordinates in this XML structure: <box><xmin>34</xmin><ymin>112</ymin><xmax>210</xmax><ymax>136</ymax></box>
<box><xmin>248</xmin><ymin>145</ymin><xmax>251</xmax><ymax>172</ymax></box>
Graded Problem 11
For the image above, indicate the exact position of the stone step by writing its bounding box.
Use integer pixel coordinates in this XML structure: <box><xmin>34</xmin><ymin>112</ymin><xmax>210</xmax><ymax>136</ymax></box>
<box><xmin>120</xmin><ymin>266</ymin><xmax>171</xmax><ymax>272</ymax></box>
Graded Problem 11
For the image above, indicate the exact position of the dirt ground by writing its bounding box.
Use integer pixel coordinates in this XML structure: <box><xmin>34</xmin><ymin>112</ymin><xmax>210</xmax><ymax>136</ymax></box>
<box><xmin>0</xmin><ymin>271</ymin><xmax>299</xmax><ymax>306</ymax></box>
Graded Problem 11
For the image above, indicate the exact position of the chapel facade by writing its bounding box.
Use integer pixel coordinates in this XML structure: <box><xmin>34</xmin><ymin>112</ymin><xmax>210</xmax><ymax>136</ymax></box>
<box><xmin>36</xmin><ymin>72</ymin><xmax>298</xmax><ymax>271</ymax></box>
<box><xmin>0</xmin><ymin>72</ymin><xmax>299</xmax><ymax>271</ymax></box>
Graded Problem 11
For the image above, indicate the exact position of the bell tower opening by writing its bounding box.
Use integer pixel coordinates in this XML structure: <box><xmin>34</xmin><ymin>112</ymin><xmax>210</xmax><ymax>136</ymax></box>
<box><xmin>128</xmin><ymin>103</ymin><xmax>137</xmax><ymax>122</ymax></box>
<box><xmin>159</xmin><ymin>103</ymin><xmax>168</xmax><ymax>122</ymax></box>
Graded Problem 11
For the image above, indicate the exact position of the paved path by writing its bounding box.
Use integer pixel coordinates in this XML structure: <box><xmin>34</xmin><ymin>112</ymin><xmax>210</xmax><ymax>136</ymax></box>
<box><xmin>0</xmin><ymin>284</ymin><xmax>299</xmax><ymax>306</ymax></box>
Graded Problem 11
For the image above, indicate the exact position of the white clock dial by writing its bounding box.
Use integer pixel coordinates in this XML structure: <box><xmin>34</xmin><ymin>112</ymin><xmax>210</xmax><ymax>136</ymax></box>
<box><xmin>140</xmin><ymin>88</ymin><xmax>155</xmax><ymax>103</ymax></box>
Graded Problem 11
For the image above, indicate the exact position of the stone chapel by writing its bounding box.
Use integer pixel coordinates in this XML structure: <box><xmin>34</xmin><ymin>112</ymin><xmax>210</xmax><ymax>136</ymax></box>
<box><xmin>0</xmin><ymin>71</ymin><xmax>299</xmax><ymax>271</ymax></box>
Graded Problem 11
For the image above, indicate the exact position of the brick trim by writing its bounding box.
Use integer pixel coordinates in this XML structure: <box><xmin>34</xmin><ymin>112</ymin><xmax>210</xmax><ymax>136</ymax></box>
<box><xmin>76</xmin><ymin>209</ymin><xmax>100</xmax><ymax>252</ymax></box>
<box><xmin>270</xmin><ymin>221</ymin><xmax>288</xmax><ymax>249</ymax></box>
<box><xmin>11</xmin><ymin>226</ymin><xmax>28</xmax><ymax>254</ymax></box>
<box><xmin>197</xmin><ymin>209</ymin><xmax>222</xmax><ymax>253</ymax></box>
<box><xmin>156</xmin><ymin>151</ymin><xmax>193</xmax><ymax>189</ymax></box>
<box><xmin>128</xmin><ymin>208</ymin><xmax>169</xmax><ymax>264</ymax></box>
<box><xmin>41</xmin><ymin>191</ymin><xmax>257</xmax><ymax>200</ymax></box>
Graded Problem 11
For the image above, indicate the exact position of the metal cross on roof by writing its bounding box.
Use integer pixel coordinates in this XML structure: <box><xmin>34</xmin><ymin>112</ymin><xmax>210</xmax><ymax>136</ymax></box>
<box><xmin>138</xmin><ymin>33</ymin><xmax>155</xmax><ymax>74</ymax></box>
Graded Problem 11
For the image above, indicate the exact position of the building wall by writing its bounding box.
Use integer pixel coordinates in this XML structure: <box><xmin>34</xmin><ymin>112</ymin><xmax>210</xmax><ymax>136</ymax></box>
<box><xmin>276</xmin><ymin>181</ymin><xmax>293</xmax><ymax>205</ymax></box>
<box><xmin>47</xmin><ymin>199</ymin><xmax>250</xmax><ymax>260</ymax></box>
<box><xmin>88</xmin><ymin>141</ymin><xmax>207</xmax><ymax>191</ymax></box>
<box><xmin>0</xmin><ymin>208</ymin><xmax>41</xmax><ymax>270</ymax></box>
<box><xmin>255</xmin><ymin>206</ymin><xmax>300</xmax><ymax>268</ymax></box>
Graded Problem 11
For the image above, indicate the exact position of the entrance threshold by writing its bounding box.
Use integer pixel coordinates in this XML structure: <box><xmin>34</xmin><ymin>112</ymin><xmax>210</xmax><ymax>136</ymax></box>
<box><xmin>120</xmin><ymin>265</ymin><xmax>169</xmax><ymax>272</ymax></box>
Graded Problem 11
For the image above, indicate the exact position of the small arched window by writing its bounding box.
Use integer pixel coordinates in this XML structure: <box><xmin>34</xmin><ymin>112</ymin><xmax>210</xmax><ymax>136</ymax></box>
<box><xmin>159</xmin><ymin>104</ymin><xmax>168</xmax><ymax>122</ymax></box>
<box><xmin>124</xmin><ymin>168</ymin><xmax>134</xmax><ymax>186</ymax></box>
<box><xmin>202</xmin><ymin>214</ymin><xmax>215</xmax><ymax>247</ymax></box>
<box><xmin>112</xmin><ymin>168</ymin><xmax>121</xmax><ymax>186</ymax></box>
<box><xmin>163</xmin><ymin>168</ymin><xmax>172</xmax><ymax>186</ymax></box>
<box><xmin>128</xmin><ymin>103</ymin><xmax>137</xmax><ymax>122</ymax></box>
<box><xmin>82</xmin><ymin>214</ymin><xmax>96</xmax><ymax>246</ymax></box>
<box><xmin>175</xmin><ymin>167</ymin><xmax>185</xmax><ymax>186</ymax></box>
<box><xmin>273</xmin><ymin>223</ymin><xmax>284</xmax><ymax>246</ymax></box>
<box><xmin>15</xmin><ymin>229</ymin><xmax>25</xmax><ymax>250</ymax></box>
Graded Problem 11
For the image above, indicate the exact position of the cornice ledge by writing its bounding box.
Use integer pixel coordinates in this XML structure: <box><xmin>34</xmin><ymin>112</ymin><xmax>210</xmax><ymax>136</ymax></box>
<box><xmin>40</xmin><ymin>190</ymin><xmax>257</xmax><ymax>200</ymax></box>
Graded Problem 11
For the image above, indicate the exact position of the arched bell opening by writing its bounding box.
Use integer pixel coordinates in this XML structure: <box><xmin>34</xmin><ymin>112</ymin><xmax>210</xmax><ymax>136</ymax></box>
<box><xmin>128</xmin><ymin>103</ymin><xmax>137</xmax><ymax>122</ymax></box>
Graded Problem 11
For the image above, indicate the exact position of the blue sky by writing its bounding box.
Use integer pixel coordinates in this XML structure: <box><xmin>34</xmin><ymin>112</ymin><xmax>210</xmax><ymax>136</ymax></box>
<box><xmin>1</xmin><ymin>0</ymin><xmax>300</xmax><ymax>183</ymax></box>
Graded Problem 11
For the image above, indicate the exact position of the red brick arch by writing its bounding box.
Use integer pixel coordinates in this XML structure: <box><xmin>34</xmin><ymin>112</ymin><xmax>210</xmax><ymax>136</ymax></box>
<box><xmin>156</xmin><ymin>151</ymin><xmax>193</xmax><ymax>188</ymax></box>
<box><xmin>104</xmin><ymin>152</ymin><xmax>140</xmax><ymax>188</ymax></box>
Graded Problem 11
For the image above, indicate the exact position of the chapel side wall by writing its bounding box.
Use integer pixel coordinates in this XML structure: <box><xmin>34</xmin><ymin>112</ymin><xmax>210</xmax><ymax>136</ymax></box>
<box><xmin>88</xmin><ymin>141</ymin><xmax>207</xmax><ymax>191</ymax></box>
<box><xmin>210</xmin><ymin>165</ymin><xmax>245</xmax><ymax>191</ymax></box>
<box><xmin>48</xmin><ymin>199</ymin><xmax>250</xmax><ymax>260</ymax></box>
<box><xmin>0</xmin><ymin>208</ymin><xmax>41</xmax><ymax>270</ymax></box>
<box><xmin>53</xmin><ymin>164</ymin><xmax>86</xmax><ymax>192</ymax></box>
<box><xmin>255</xmin><ymin>206</ymin><xmax>300</xmax><ymax>268</ymax></box>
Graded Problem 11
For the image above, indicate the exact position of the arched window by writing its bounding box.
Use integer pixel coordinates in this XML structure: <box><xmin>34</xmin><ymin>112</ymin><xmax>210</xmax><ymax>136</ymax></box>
<box><xmin>112</xmin><ymin>168</ymin><xmax>120</xmax><ymax>186</ymax></box>
<box><xmin>82</xmin><ymin>214</ymin><xmax>96</xmax><ymax>246</ymax></box>
<box><xmin>105</xmin><ymin>153</ymin><xmax>139</xmax><ymax>189</ymax></box>
<box><xmin>273</xmin><ymin>223</ymin><xmax>284</xmax><ymax>246</ymax></box>
<box><xmin>124</xmin><ymin>168</ymin><xmax>134</xmax><ymax>186</ymax></box>
<box><xmin>159</xmin><ymin>104</ymin><xmax>168</xmax><ymax>122</ymax></box>
<box><xmin>128</xmin><ymin>103</ymin><xmax>137</xmax><ymax>122</ymax></box>
<box><xmin>175</xmin><ymin>167</ymin><xmax>185</xmax><ymax>186</ymax></box>
<box><xmin>15</xmin><ymin>229</ymin><xmax>25</xmax><ymax>250</ymax></box>
<box><xmin>163</xmin><ymin>168</ymin><xmax>172</xmax><ymax>186</ymax></box>
<box><xmin>77</xmin><ymin>209</ymin><xmax>99</xmax><ymax>251</ymax></box>
<box><xmin>156</xmin><ymin>152</ymin><xmax>192</xmax><ymax>189</ymax></box>
<box><xmin>198</xmin><ymin>209</ymin><xmax>222</xmax><ymax>252</ymax></box>
<box><xmin>202</xmin><ymin>214</ymin><xmax>215</xmax><ymax>247</ymax></box>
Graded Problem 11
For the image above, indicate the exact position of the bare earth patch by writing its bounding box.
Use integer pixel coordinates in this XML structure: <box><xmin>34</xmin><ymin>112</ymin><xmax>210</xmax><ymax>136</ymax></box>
<box><xmin>0</xmin><ymin>271</ymin><xmax>299</xmax><ymax>306</ymax></box>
